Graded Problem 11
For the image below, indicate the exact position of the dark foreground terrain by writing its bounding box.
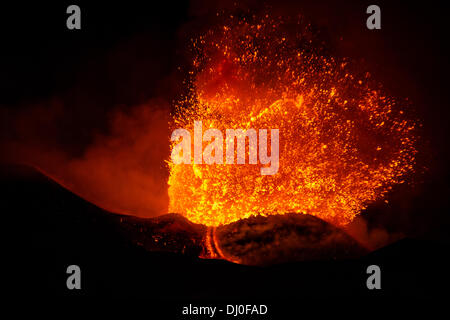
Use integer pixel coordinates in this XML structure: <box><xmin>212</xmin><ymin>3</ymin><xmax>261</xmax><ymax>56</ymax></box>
<box><xmin>2</xmin><ymin>164</ymin><xmax>449</xmax><ymax>312</ymax></box>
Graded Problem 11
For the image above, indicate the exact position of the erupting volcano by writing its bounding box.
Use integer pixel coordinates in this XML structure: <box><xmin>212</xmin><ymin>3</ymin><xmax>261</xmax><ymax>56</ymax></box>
<box><xmin>2</xmin><ymin>12</ymin><xmax>421</xmax><ymax>265</ymax></box>
<box><xmin>168</xmin><ymin>14</ymin><xmax>418</xmax><ymax>227</ymax></box>
<box><xmin>4</xmin><ymin>0</ymin><xmax>450</xmax><ymax>302</ymax></box>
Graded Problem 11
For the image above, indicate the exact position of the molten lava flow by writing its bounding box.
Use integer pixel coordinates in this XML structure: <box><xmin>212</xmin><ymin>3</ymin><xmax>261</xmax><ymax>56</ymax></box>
<box><xmin>168</xmin><ymin>14</ymin><xmax>418</xmax><ymax>227</ymax></box>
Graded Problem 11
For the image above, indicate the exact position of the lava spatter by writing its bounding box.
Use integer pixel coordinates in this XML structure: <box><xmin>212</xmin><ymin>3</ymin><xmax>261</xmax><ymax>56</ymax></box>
<box><xmin>168</xmin><ymin>14</ymin><xmax>418</xmax><ymax>227</ymax></box>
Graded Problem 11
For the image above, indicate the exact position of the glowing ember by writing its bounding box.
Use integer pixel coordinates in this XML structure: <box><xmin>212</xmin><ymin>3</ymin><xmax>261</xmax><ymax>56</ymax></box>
<box><xmin>168</xmin><ymin>14</ymin><xmax>418</xmax><ymax>227</ymax></box>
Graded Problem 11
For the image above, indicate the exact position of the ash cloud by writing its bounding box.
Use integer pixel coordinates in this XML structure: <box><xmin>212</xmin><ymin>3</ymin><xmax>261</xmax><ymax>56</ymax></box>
<box><xmin>0</xmin><ymin>31</ymin><xmax>181</xmax><ymax>218</ymax></box>
<box><xmin>1</xmin><ymin>98</ymin><xmax>172</xmax><ymax>218</ymax></box>
<box><xmin>344</xmin><ymin>215</ymin><xmax>404</xmax><ymax>250</ymax></box>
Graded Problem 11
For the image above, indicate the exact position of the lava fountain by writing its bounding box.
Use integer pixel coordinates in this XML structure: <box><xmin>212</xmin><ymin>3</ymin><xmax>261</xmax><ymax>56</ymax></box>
<box><xmin>168</xmin><ymin>14</ymin><xmax>418</xmax><ymax>228</ymax></box>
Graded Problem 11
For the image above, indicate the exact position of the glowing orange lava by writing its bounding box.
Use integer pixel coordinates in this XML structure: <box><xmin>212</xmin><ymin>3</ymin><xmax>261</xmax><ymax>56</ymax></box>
<box><xmin>168</xmin><ymin>14</ymin><xmax>418</xmax><ymax>227</ymax></box>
